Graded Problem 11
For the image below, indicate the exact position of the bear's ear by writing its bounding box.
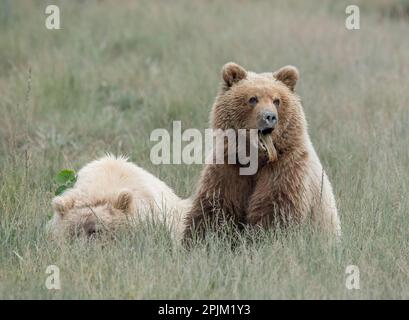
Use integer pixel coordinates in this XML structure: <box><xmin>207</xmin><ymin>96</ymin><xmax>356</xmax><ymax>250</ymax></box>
<box><xmin>114</xmin><ymin>190</ymin><xmax>133</xmax><ymax>213</ymax></box>
<box><xmin>273</xmin><ymin>65</ymin><xmax>299</xmax><ymax>91</ymax></box>
<box><xmin>222</xmin><ymin>62</ymin><xmax>247</xmax><ymax>88</ymax></box>
<box><xmin>52</xmin><ymin>196</ymin><xmax>74</xmax><ymax>216</ymax></box>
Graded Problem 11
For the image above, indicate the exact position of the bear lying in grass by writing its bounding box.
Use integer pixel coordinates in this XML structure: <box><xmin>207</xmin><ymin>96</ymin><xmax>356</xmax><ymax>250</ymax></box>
<box><xmin>183</xmin><ymin>63</ymin><xmax>341</xmax><ymax>242</ymax></box>
<box><xmin>48</xmin><ymin>155</ymin><xmax>190</xmax><ymax>239</ymax></box>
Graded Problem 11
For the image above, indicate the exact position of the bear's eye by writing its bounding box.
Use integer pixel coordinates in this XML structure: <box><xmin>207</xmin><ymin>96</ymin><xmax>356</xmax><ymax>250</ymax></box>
<box><xmin>248</xmin><ymin>96</ymin><xmax>258</xmax><ymax>106</ymax></box>
<box><xmin>273</xmin><ymin>98</ymin><xmax>280</xmax><ymax>108</ymax></box>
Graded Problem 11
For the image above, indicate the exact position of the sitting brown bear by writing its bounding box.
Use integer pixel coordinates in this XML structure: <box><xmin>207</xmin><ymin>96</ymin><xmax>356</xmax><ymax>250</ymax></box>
<box><xmin>183</xmin><ymin>63</ymin><xmax>341</xmax><ymax>241</ymax></box>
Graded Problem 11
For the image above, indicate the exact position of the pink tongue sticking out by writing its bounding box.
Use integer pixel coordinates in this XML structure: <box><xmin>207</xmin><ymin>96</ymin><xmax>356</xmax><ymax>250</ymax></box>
<box><xmin>259</xmin><ymin>132</ymin><xmax>277</xmax><ymax>162</ymax></box>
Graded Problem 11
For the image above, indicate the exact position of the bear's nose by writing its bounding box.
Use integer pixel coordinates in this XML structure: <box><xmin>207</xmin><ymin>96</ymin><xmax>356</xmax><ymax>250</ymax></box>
<box><xmin>83</xmin><ymin>218</ymin><xmax>98</xmax><ymax>237</ymax></box>
<box><xmin>259</xmin><ymin>111</ymin><xmax>278</xmax><ymax>132</ymax></box>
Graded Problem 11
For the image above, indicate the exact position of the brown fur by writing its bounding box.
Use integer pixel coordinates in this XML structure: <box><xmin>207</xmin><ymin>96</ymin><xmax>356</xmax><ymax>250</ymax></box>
<box><xmin>183</xmin><ymin>63</ymin><xmax>340</xmax><ymax>242</ymax></box>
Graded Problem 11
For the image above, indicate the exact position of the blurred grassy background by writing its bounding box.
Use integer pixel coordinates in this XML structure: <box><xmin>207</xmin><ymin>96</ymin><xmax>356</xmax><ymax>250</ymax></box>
<box><xmin>0</xmin><ymin>0</ymin><xmax>408</xmax><ymax>299</ymax></box>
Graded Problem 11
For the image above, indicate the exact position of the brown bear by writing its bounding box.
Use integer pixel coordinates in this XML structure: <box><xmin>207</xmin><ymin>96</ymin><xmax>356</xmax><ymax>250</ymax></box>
<box><xmin>183</xmin><ymin>62</ymin><xmax>341</xmax><ymax>241</ymax></box>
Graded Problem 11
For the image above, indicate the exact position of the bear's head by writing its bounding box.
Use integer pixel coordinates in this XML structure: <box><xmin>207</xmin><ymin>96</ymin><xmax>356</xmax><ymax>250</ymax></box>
<box><xmin>48</xmin><ymin>190</ymin><xmax>133</xmax><ymax>238</ymax></box>
<box><xmin>211</xmin><ymin>62</ymin><xmax>306</xmax><ymax>162</ymax></box>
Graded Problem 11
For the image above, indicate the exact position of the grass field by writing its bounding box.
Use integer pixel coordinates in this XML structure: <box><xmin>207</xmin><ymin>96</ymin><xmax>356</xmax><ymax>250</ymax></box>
<box><xmin>1</xmin><ymin>0</ymin><xmax>409</xmax><ymax>299</ymax></box>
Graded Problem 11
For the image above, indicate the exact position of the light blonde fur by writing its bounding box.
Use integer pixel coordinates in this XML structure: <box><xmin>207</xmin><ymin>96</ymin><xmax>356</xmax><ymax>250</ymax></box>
<box><xmin>47</xmin><ymin>155</ymin><xmax>190</xmax><ymax>240</ymax></box>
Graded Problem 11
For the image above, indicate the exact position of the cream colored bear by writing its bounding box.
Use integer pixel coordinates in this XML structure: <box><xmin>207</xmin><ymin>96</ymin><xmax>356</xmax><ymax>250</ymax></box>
<box><xmin>47</xmin><ymin>155</ymin><xmax>190</xmax><ymax>239</ymax></box>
